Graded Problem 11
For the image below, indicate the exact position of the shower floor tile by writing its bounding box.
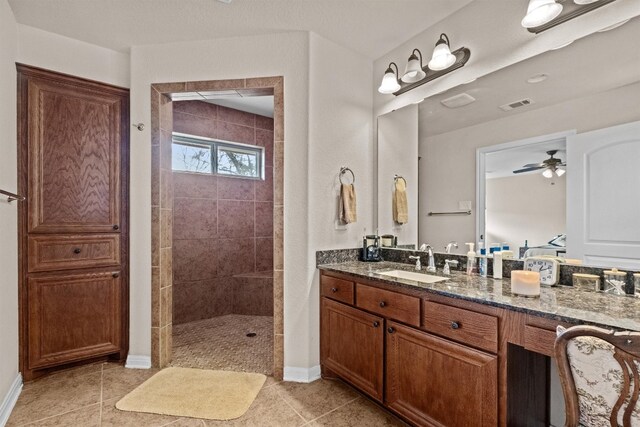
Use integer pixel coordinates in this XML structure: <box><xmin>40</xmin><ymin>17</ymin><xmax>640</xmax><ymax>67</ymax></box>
<box><xmin>171</xmin><ymin>314</ymin><xmax>274</xmax><ymax>375</ymax></box>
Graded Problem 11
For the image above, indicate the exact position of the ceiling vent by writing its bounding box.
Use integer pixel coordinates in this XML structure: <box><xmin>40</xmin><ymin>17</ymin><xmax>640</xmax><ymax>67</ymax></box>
<box><xmin>499</xmin><ymin>98</ymin><xmax>534</xmax><ymax>111</ymax></box>
<box><xmin>440</xmin><ymin>93</ymin><xmax>476</xmax><ymax>109</ymax></box>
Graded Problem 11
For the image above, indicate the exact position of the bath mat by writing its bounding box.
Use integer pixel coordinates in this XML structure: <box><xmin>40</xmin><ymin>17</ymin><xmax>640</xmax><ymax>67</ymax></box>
<box><xmin>115</xmin><ymin>367</ymin><xmax>266</xmax><ymax>420</ymax></box>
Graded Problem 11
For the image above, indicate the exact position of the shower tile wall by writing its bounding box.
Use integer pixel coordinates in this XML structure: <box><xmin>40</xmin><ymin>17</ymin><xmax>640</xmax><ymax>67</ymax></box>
<box><xmin>172</xmin><ymin>101</ymin><xmax>274</xmax><ymax>325</ymax></box>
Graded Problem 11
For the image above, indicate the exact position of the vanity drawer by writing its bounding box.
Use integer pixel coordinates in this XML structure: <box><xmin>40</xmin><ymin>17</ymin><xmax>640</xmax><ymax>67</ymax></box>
<box><xmin>422</xmin><ymin>301</ymin><xmax>498</xmax><ymax>353</ymax></box>
<box><xmin>321</xmin><ymin>275</ymin><xmax>355</xmax><ymax>305</ymax></box>
<box><xmin>355</xmin><ymin>284</ymin><xmax>420</xmax><ymax>327</ymax></box>
<box><xmin>28</xmin><ymin>234</ymin><xmax>121</xmax><ymax>273</ymax></box>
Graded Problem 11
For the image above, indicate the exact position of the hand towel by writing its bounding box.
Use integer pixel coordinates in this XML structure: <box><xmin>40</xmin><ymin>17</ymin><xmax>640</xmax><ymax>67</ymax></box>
<box><xmin>339</xmin><ymin>184</ymin><xmax>357</xmax><ymax>224</ymax></box>
<box><xmin>393</xmin><ymin>179</ymin><xmax>408</xmax><ymax>224</ymax></box>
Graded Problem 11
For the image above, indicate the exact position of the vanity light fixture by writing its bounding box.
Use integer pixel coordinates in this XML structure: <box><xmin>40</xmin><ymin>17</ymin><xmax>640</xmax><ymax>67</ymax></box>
<box><xmin>522</xmin><ymin>0</ymin><xmax>618</xmax><ymax>34</ymax></box>
<box><xmin>378</xmin><ymin>33</ymin><xmax>471</xmax><ymax>96</ymax></box>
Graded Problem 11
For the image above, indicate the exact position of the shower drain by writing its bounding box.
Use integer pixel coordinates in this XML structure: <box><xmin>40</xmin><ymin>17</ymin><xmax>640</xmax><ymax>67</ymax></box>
<box><xmin>246</xmin><ymin>332</ymin><xmax>257</xmax><ymax>337</ymax></box>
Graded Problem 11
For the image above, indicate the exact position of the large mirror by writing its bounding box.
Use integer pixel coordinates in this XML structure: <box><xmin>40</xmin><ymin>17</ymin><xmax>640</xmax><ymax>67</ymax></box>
<box><xmin>376</xmin><ymin>16</ymin><xmax>640</xmax><ymax>268</ymax></box>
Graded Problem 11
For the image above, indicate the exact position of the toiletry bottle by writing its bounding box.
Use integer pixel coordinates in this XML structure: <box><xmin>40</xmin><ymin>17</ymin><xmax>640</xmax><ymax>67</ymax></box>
<box><xmin>493</xmin><ymin>250</ymin><xmax>503</xmax><ymax>279</ymax></box>
<box><xmin>478</xmin><ymin>243</ymin><xmax>487</xmax><ymax>278</ymax></box>
<box><xmin>465</xmin><ymin>243</ymin><xmax>476</xmax><ymax>275</ymax></box>
<box><xmin>501</xmin><ymin>242</ymin><xmax>514</xmax><ymax>260</ymax></box>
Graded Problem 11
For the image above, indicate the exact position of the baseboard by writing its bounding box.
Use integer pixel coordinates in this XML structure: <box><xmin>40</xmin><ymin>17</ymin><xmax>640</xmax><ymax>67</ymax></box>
<box><xmin>124</xmin><ymin>355</ymin><xmax>152</xmax><ymax>370</ymax></box>
<box><xmin>0</xmin><ymin>373</ymin><xmax>23</xmax><ymax>427</ymax></box>
<box><xmin>283</xmin><ymin>365</ymin><xmax>321</xmax><ymax>383</ymax></box>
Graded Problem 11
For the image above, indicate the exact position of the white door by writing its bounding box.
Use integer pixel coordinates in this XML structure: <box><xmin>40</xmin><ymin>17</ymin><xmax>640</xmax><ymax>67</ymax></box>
<box><xmin>566</xmin><ymin>121</ymin><xmax>640</xmax><ymax>268</ymax></box>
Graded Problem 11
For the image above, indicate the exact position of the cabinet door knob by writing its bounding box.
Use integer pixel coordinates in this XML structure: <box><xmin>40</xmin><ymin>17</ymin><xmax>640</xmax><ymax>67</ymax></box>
<box><xmin>387</xmin><ymin>327</ymin><xmax>395</xmax><ymax>334</ymax></box>
<box><xmin>451</xmin><ymin>321</ymin><xmax>460</xmax><ymax>330</ymax></box>
<box><xmin>379</xmin><ymin>301</ymin><xmax>386</xmax><ymax>308</ymax></box>
<box><xmin>373</xmin><ymin>321</ymin><xmax>379</xmax><ymax>328</ymax></box>
<box><xmin>113</xmin><ymin>224</ymin><xmax>120</xmax><ymax>230</ymax></box>
<box><xmin>112</xmin><ymin>272</ymin><xmax>120</xmax><ymax>278</ymax></box>
<box><xmin>331</xmin><ymin>287</ymin><xmax>338</xmax><ymax>293</ymax></box>
<box><xmin>73</xmin><ymin>248</ymin><xmax>81</xmax><ymax>254</ymax></box>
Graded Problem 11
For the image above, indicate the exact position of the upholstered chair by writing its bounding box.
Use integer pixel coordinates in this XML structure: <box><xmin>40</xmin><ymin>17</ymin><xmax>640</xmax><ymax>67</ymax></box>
<box><xmin>555</xmin><ymin>325</ymin><xmax>640</xmax><ymax>427</ymax></box>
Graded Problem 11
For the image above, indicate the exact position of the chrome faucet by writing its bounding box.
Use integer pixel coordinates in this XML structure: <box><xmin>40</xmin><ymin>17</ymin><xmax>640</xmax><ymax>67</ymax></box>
<box><xmin>408</xmin><ymin>255</ymin><xmax>421</xmax><ymax>271</ymax></box>
<box><xmin>443</xmin><ymin>259</ymin><xmax>459</xmax><ymax>275</ymax></box>
<box><xmin>445</xmin><ymin>241</ymin><xmax>458</xmax><ymax>254</ymax></box>
<box><xmin>420</xmin><ymin>245</ymin><xmax>436</xmax><ymax>273</ymax></box>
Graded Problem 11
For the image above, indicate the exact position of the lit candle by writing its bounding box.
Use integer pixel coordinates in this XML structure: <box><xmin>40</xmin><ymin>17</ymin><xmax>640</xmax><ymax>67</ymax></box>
<box><xmin>511</xmin><ymin>270</ymin><xmax>541</xmax><ymax>297</ymax></box>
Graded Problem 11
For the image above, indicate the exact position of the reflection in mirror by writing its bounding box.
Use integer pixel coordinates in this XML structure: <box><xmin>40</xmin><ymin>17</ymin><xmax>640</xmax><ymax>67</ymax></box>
<box><xmin>376</xmin><ymin>17</ymin><xmax>640</xmax><ymax>268</ymax></box>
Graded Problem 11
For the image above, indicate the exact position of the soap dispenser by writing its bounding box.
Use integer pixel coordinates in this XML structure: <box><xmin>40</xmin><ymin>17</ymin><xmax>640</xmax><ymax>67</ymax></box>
<box><xmin>478</xmin><ymin>242</ymin><xmax>487</xmax><ymax>277</ymax></box>
<box><xmin>465</xmin><ymin>243</ymin><xmax>476</xmax><ymax>276</ymax></box>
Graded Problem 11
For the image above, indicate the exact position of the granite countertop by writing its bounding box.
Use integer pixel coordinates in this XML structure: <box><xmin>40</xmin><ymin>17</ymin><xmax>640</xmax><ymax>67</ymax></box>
<box><xmin>318</xmin><ymin>261</ymin><xmax>640</xmax><ymax>331</ymax></box>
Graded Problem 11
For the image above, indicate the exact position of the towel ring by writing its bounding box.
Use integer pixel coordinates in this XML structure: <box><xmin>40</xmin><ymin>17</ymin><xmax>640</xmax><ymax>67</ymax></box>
<box><xmin>339</xmin><ymin>167</ymin><xmax>355</xmax><ymax>185</ymax></box>
<box><xmin>394</xmin><ymin>175</ymin><xmax>407</xmax><ymax>187</ymax></box>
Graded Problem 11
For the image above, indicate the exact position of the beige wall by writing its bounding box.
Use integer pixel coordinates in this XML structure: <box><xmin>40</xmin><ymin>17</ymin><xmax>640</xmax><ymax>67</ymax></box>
<box><xmin>0</xmin><ymin>0</ymin><xmax>19</xmax><ymax>416</ymax></box>
<box><xmin>486</xmin><ymin>174</ymin><xmax>566</xmax><ymax>256</ymax></box>
<box><xmin>419</xmin><ymin>81</ymin><xmax>640</xmax><ymax>252</ymax></box>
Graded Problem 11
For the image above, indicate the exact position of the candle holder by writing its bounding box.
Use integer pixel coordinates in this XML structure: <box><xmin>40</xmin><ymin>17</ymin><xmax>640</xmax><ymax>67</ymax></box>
<box><xmin>511</xmin><ymin>270</ymin><xmax>541</xmax><ymax>298</ymax></box>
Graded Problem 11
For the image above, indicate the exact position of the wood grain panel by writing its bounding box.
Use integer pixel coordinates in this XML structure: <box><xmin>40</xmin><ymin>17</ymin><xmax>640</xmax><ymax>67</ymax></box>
<box><xmin>321</xmin><ymin>298</ymin><xmax>384</xmax><ymax>401</ymax></box>
<box><xmin>27</xmin><ymin>271</ymin><xmax>122</xmax><ymax>369</ymax></box>
<box><xmin>386</xmin><ymin>321</ymin><xmax>498</xmax><ymax>427</ymax></box>
<box><xmin>28</xmin><ymin>234</ymin><xmax>120</xmax><ymax>272</ymax></box>
<box><xmin>27</xmin><ymin>77</ymin><xmax>121</xmax><ymax>233</ymax></box>
<box><xmin>422</xmin><ymin>300</ymin><xmax>499</xmax><ymax>353</ymax></box>
<box><xmin>320</xmin><ymin>274</ymin><xmax>354</xmax><ymax>305</ymax></box>
<box><xmin>355</xmin><ymin>283</ymin><xmax>420</xmax><ymax>327</ymax></box>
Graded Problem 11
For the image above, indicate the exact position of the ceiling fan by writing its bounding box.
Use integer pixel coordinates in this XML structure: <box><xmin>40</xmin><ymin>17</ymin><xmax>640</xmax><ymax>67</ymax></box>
<box><xmin>513</xmin><ymin>150</ymin><xmax>566</xmax><ymax>178</ymax></box>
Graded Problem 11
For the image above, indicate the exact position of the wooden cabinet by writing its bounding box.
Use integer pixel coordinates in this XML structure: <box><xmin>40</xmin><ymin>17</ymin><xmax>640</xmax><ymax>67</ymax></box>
<box><xmin>386</xmin><ymin>321</ymin><xmax>498</xmax><ymax>427</ymax></box>
<box><xmin>18</xmin><ymin>64</ymin><xmax>129</xmax><ymax>380</ymax></box>
<box><xmin>321</xmin><ymin>298</ymin><xmax>384</xmax><ymax>401</ymax></box>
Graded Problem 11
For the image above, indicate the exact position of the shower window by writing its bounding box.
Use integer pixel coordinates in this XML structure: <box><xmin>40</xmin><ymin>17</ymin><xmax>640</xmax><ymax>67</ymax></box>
<box><xmin>172</xmin><ymin>132</ymin><xmax>264</xmax><ymax>179</ymax></box>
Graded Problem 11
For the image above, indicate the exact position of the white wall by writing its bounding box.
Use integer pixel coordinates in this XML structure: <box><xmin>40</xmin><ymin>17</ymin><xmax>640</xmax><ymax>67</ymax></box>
<box><xmin>17</xmin><ymin>24</ymin><xmax>130</xmax><ymax>88</ymax></box>
<box><xmin>419</xmin><ymin>81</ymin><xmax>640</xmax><ymax>251</ymax></box>
<box><xmin>486</xmin><ymin>174</ymin><xmax>566</xmax><ymax>256</ymax></box>
<box><xmin>377</xmin><ymin>105</ymin><xmax>418</xmax><ymax>246</ymax></box>
<box><xmin>0</xmin><ymin>0</ymin><xmax>20</xmax><ymax>418</ymax></box>
<box><xmin>307</xmin><ymin>33</ymin><xmax>373</xmax><ymax>370</ymax></box>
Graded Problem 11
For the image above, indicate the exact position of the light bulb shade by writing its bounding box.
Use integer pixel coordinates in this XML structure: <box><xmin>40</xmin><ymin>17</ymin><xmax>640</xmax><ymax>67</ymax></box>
<box><xmin>542</xmin><ymin>168</ymin><xmax>554</xmax><ymax>178</ymax></box>
<box><xmin>378</xmin><ymin>64</ymin><xmax>401</xmax><ymax>94</ymax></box>
<box><xmin>521</xmin><ymin>0</ymin><xmax>563</xmax><ymax>28</ymax></box>
<box><xmin>402</xmin><ymin>52</ymin><xmax>426</xmax><ymax>83</ymax></box>
<box><xmin>555</xmin><ymin>167</ymin><xmax>566</xmax><ymax>177</ymax></box>
<box><xmin>574</xmin><ymin>0</ymin><xmax>599</xmax><ymax>4</ymax></box>
<box><xmin>428</xmin><ymin>35</ymin><xmax>456</xmax><ymax>71</ymax></box>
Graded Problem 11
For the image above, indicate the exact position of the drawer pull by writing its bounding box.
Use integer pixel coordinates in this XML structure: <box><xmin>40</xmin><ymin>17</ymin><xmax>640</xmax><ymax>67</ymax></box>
<box><xmin>379</xmin><ymin>301</ymin><xmax>386</xmax><ymax>308</ymax></box>
<box><xmin>112</xmin><ymin>272</ymin><xmax>120</xmax><ymax>278</ymax></box>
<box><xmin>331</xmin><ymin>287</ymin><xmax>338</xmax><ymax>293</ymax></box>
<box><xmin>373</xmin><ymin>321</ymin><xmax>380</xmax><ymax>328</ymax></box>
<box><xmin>73</xmin><ymin>248</ymin><xmax>81</xmax><ymax>254</ymax></box>
<box><xmin>113</xmin><ymin>224</ymin><xmax>120</xmax><ymax>230</ymax></box>
<box><xmin>387</xmin><ymin>327</ymin><xmax>395</xmax><ymax>334</ymax></box>
<box><xmin>451</xmin><ymin>321</ymin><xmax>460</xmax><ymax>330</ymax></box>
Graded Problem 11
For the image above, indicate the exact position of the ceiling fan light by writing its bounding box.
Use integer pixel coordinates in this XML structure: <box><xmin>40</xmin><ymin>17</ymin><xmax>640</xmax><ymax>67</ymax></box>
<box><xmin>542</xmin><ymin>168</ymin><xmax>554</xmax><ymax>178</ymax></box>
<box><xmin>574</xmin><ymin>0</ymin><xmax>599</xmax><ymax>4</ymax></box>
<box><xmin>378</xmin><ymin>63</ymin><xmax>401</xmax><ymax>94</ymax></box>
<box><xmin>402</xmin><ymin>51</ymin><xmax>426</xmax><ymax>83</ymax></box>
<box><xmin>428</xmin><ymin>34</ymin><xmax>456</xmax><ymax>71</ymax></box>
<box><xmin>555</xmin><ymin>167</ymin><xmax>566</xmax><ymax>177</ymax></box>
<box><xmin>521</xmin><ymin>0</ymin><xmax>563</xmax><ymax>29</ymax></box>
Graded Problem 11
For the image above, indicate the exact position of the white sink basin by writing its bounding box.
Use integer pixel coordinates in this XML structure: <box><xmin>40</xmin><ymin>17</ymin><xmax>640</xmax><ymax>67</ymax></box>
<box><xmin>377</xmin><ymin>270</ymin><xmax>448</xmax><ymax>284</ymax></box>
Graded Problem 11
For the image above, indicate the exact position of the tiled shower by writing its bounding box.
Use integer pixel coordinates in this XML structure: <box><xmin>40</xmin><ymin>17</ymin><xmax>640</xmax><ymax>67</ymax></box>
<box><xmin>170</xmin><ymin>100</ymin><xmax>274</xmax><ymax>373</ymax></box>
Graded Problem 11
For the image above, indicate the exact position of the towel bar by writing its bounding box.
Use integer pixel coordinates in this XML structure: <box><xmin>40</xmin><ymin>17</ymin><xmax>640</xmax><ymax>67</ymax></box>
<box><xmin>428</xmin><ymin>210</ymin><xmax>471</xmax><ymax>216</ymax></box>
<box><xmin>1</xmin><ymin>189</ymin><xmax>25</xmax><ymax>203</ymax></box>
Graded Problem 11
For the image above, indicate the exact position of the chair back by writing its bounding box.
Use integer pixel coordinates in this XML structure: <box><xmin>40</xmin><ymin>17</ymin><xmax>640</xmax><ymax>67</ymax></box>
<box><xmin>555</xmin><ymin>325</ymin><xmax>640</xmax><ymax>427</ymax></box>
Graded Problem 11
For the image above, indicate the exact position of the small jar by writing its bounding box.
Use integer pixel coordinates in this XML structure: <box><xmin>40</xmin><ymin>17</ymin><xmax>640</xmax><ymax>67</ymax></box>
<box><xmin>602</xmin><ymin>268</ymin><xmax>627</xmax><ymax>295</ymax></box>
<box><xmin>572</xmin><ymin>273</ymin><xmax>600</xmax><ymax>292</ymax></box>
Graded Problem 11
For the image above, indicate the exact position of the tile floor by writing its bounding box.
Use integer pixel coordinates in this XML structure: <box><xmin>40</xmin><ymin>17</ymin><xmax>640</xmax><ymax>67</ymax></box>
<box><xmin>6</xmin><ymin>362</ymin><xmax>407</xmax><ymax>426</ymax></box>
<box><xmin>172</xmin><ymin>315</ymin><xmax>273</xmax><ymax>375</ymax></box>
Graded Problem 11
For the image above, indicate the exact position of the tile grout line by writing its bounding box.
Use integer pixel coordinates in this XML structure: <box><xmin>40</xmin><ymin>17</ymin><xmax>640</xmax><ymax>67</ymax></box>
<box><xmin>273</xmin><ymin>388</ymin><xmax>309</xmax><ymax>424</ymax></box>
<box><xmin>19</xmin><ymin>402</ymin><xmax>102</xmax><ymax>426</ymax></box>
<box><xmin>300</xmin><ymin>396</ymin><xmax>362</xmax><ymax>426</ymax></box>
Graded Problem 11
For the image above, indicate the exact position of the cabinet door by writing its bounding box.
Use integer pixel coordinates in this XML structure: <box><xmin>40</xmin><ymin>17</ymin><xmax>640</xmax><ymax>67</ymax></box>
<box><xmin>386</xmin><ymin>321</ymin><xmax>497</xmax><ymax>427</ymax></box>
<box><xmin>26</xmin><ymin>76</ymin><xmax>123</xmax><ymax>233</ymax></box>
<box><xmin>28</xmin><ymin>271</ymin><xmax>122</xmax><ymax>369</ymax></box>
<box><xmin>321</xmin><ymin>298</ymin><xmax>384</xmax><ymax>401</ymax></box>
